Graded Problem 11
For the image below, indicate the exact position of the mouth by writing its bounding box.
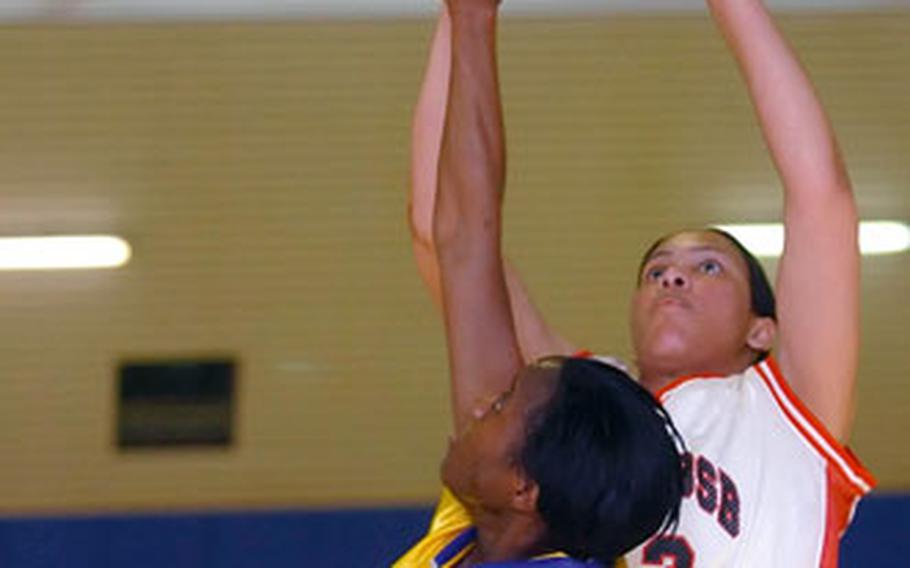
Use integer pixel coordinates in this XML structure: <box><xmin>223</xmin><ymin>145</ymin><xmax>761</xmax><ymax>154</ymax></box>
<box><xmin>655</xmin><ymin>295</ymin><xmax>692</xmax><ymax>310</ymax></box>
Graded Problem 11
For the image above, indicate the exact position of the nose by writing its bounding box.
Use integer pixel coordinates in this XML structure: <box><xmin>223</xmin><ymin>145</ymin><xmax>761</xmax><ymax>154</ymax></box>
<box><xmin>660</xmin><ymin>266</ymin><xmax>689</xmax><ymax>289</ymax></box>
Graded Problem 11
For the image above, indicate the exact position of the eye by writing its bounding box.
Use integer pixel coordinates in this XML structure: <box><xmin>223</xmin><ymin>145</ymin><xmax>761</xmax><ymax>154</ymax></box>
<box><xmin>644</xmin><ymin>265</ymin><xmax>665</xmax><ymax>282</ymax></box>
<box><xmin>699</xmin><ymin>259</ymin><xmax>723</xmax><ymax>275</ymax></box>
<box><xmin>492</xmin><ymin>387</ymin><xmax>516</xmax><ymax>414</ymax></box>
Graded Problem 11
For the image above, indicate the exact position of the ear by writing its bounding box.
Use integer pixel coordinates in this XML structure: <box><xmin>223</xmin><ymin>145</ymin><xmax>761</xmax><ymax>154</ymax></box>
<box><xmin>746</xmin><ymin>316</ymin><xmax>776</xmax><ymax>353</ymax></box>
<box><xmin>510</xmin><ymin>471</ymin><xmax>540</xmax><ymax>514</ymax></box>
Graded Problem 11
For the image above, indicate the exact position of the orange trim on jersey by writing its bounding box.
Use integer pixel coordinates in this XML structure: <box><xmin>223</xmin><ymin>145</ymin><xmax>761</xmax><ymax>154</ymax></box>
<box><xmin>819</xmin><ymin>466</ymin><xmax>862</xmax><ymax>568</ymax></box>
<box><xmin>755</xmin><ymin>358</ymin><xmax>876</xmax><ymax>493</ymax></box>
<box><xmin>654</xmin><ymin>371</ymin><xmax>726</xmax><ymax>402</ymax></box>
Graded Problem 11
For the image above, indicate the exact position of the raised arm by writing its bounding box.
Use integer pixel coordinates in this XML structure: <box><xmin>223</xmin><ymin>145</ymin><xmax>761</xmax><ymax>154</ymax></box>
<box><xmin>433</xmin><ymin>0</ymin><xmax>521</xmax><ymax>433</ymax></box>
<box><xmin>709</xmin><ymin>0</ymin><xmax>859</xmax><ymax>440</ymax></box>
<box><xmin>409</xmin><ymin>4</ymin><xmax>576</xmax><ymax>365</ymax></box>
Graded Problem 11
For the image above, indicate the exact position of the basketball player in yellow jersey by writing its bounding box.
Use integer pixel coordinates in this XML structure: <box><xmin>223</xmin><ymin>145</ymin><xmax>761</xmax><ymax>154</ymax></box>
<box><xmin>408</xmin><ymin>0</ymin><xmax>873</xmax><ymax>565</ymax></box>
<box><xmin>393</xmin><ymin>0</ymin><xmax>686</xmax><ymax>565</ymax></box>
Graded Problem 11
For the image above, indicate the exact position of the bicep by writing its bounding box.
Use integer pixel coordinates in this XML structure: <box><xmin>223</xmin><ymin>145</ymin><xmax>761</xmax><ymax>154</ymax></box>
<box><xmin>775</xmin><ymin>189</ymin><xmax>859</xmax><ymax>441</ymax></box>
<box><xmin>409</xmin><ymin>238</ymin><xmax>578</xmax><ymax>368</ymax></box>
<box><xmin>504</xmin><ymin>261</ymin><xmax>577</xmax><ymax>363</ymax></box>
<box><xmin>410</xmin><ymin>211</ymin><xmax>444</xmax><ymax>312</ymax></box>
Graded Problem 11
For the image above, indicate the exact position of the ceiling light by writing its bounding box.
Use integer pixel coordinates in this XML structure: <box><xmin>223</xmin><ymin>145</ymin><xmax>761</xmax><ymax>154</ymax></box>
<box><xmin>715</xmin><ymin>221</ymin><xmax>909</xmax><ymax>258</ymax></box>
<box><xmin>0</xmin><ymin>235</ymin><xmax>132</xmax><ymax>271</ymax></box>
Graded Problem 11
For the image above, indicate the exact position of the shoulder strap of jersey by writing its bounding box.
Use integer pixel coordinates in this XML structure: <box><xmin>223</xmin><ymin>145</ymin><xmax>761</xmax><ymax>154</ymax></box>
<box><xmin>754</xmin><ymin>358</ymin><xmax>876</xmax><ymax>495</ymax></box>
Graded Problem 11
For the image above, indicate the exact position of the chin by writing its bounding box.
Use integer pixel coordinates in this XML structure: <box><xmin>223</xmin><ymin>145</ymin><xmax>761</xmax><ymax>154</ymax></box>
<box><xmin>440</xmin><ymin>448</ymin><xmax>456</xmax><ymax>489</ymax></box>
<box><xmin>639</xmin><ymin>334</ymin><xmax>697</xmax><ymax>375</ymax></box>
<box><xmin>645</xmin><ymin>328</ymin><xmax>693</xmax><ymax>359</ymax></box>
<box><xmin>440</xmin><ymin>444</ymin><xmax>471</xmax><ymax>498</ymax></box>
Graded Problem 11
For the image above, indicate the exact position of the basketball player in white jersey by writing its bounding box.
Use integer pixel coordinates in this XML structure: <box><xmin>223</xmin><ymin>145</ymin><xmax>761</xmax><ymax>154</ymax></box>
<box><xmin>408</xmin><ymin>0</ymin><xmax>874</xmax><ymax>566</ymax></box>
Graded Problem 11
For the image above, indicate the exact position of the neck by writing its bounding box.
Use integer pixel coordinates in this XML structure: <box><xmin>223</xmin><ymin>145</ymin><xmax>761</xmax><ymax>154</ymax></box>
<box><xmin>460</xmin><ymin>507</ymin><xmax>547</xmax><ymax>566</ymax></box>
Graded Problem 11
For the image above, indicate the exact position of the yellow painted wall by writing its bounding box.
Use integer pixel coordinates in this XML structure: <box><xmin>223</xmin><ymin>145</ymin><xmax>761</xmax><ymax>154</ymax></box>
<box><xmin>0</xmin><ymin>12</ymin><xmax>907</xmax><ymax>513</ymax></box>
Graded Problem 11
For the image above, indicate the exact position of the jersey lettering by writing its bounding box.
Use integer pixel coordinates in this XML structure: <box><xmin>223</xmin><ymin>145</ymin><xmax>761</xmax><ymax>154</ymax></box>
<box><xmin>681</xmin><ymin>452</ymin><xmax>694</xmax><ymax>498</ymax></box>
<box><xmin>696</xmin><ymin>455</ymin><xmax>718</xmax><ymax>514</ymax></box>
<box><xmin>680</xmin><ymin>452</ymin><xmax>740</xmax><ymax>539</ymax></box>
<box><xmin>642</xmin><ymin>535</ymin><xmax>694</xmax><ymax>568</ymax></box>
<box><xmin>718</xmin><ymin>468</ymin><xmax>741</xmax><ymax>537</ymax></box>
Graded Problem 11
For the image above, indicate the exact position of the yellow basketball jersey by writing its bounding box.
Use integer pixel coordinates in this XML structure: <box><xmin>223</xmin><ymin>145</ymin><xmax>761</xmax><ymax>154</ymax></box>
<box><xmin>393</xmin><ymin>488</ymin><xmax>474</xmax><ymax>567</ymax></box>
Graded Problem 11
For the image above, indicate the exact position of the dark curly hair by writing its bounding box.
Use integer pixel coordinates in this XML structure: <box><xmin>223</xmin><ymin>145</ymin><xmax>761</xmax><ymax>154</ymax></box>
<box><xmin>519</xmin><ymin>357</ymin><xmax>685</xmax><ymax>566</ymax></box>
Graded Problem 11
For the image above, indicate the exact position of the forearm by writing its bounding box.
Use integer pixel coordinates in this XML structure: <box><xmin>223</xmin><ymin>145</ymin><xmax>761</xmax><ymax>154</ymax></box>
<box><xmin>708</xmin><ymin>0</ymin><xmax>851</xmax><ymax>202</ymax></box>
<box><xmin>435</xmin><ymin>5</ymin><xmax>505</xmax><ymax>245</ymax></box>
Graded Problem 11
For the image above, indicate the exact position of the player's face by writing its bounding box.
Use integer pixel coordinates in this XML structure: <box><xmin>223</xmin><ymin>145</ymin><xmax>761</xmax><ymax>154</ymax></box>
<box><xmin>630</xmin><ymin>231</ymin><xmax>758</xmax><ymax>381</ymax></box>
<box><xmin>441</xmin><ymin>365</ymin><xmax>559</xmax><ymax>512</ymax></box>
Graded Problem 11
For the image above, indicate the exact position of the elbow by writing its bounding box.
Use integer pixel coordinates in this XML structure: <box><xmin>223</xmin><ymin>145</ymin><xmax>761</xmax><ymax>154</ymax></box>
<box><xmin>432</xmin><ymin>170</ymin><xmax>504</xmax><ymax>258</ymax></box>
<box><xmin>432</xmin><ymin>201</ymin><xmax>462</xmax><ymax>255</ymax></box>
<box><xmin>407</xmin><ymin>198</ymin><xmax>434</xmax><ymax>252</ymax></box>
<box><xmin>433</xmin><ymin>206</ymin><xmax>501</xmax><ymax>271</ymax></box>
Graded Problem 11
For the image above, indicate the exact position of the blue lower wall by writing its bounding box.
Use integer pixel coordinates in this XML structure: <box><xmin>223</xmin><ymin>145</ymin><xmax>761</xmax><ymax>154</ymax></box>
<box><xmin>840</xmin><ymin>493</ymin><xmax>909</xmax><ymax>566</ymax></box>
<box><xmin>0</xmin><ymin>507</ymin><xmax>431</xmax><ymax>567</ymax></box>
<box><xmin>0</xmin><ymin>494</ymin><xmax>905</xmax><ymax>567</ymax></box>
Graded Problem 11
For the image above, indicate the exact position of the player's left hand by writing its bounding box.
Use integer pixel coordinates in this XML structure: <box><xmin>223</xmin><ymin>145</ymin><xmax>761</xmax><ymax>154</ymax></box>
<box><xmin>444</xmin><ymin>0</ymin><xmax>502</xmax><ymax>16</ymax></box>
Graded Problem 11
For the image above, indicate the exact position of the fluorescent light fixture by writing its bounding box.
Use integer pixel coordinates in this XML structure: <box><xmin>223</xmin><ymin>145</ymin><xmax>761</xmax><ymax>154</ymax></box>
<box><xmin>859</xmin><ymin>221</ymin><xmax>910</xmax><ymax>255</ymax></box>
<box><xmin>0</xmin><ymin>235</ymin><xmax>132</xmax><ymax>271</ymax></box>
<box><xmin>715</xmin><ymin>221</ymin><xmax>910</xmax><ymax>258</ymax></box>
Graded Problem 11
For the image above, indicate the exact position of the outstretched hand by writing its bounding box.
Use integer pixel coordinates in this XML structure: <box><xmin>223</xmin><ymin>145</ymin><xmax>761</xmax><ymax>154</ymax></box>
<box><xmin>444</xmin><ymin>0</ymin><xmax>501</xmax><ymax>16</ymax></box>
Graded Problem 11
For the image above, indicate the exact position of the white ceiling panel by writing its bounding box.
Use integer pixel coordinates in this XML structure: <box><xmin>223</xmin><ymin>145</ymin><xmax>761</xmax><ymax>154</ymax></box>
<box><xmin>1</xmin><ymin>0</ymin><xmax>906</xmax><ymax>23</ymax></box>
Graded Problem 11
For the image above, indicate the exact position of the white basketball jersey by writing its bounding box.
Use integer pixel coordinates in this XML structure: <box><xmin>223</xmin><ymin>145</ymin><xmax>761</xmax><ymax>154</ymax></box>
<box><xmin>624</xmin><ymin>358</ymin><xmax>875</xmax><ymax>568</ymax></box>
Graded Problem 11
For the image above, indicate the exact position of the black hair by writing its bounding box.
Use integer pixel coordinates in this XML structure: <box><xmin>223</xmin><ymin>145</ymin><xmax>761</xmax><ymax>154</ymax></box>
<box><xmin>520</xmin><ymin>357</ymin><xmax>685</xmax><ymax>566</ymax></box>
<box><xmin>637</xmin><ymin>228</ymin><xmax>777</xmax><ymax>361</ymax></box>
